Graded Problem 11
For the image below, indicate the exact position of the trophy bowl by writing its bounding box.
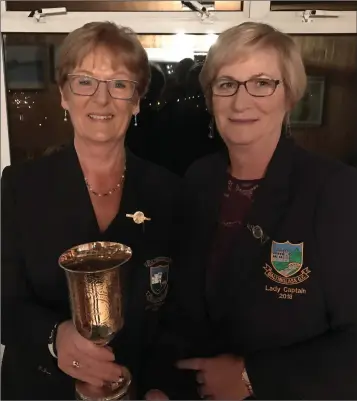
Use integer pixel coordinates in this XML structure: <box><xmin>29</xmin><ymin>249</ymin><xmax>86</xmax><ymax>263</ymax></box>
<box><xmin>59</xmin><ymin>241</ymin><xmax>133</xmax><ymax>401</ymax></box>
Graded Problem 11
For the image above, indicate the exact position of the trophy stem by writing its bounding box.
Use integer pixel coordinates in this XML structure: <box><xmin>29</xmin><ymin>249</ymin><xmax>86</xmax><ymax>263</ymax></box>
<box><xmin>75</xmin><ymin>366</ymin><xmax>132</xmax><ymax>401</ymax></box>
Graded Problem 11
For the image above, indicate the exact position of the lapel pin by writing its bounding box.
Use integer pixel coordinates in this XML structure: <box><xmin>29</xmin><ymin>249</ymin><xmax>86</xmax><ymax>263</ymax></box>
<box><xmin>252</xmin><ymin>225</ymin><xmax>263</xmax><ymax>240</ymax></box>
<box><xmin>126</xmin><ymin>211</ymin><xmax>151</xmax><ymax>225</ymax></box>
<box><xmin>247</xmin><ymin>223</ymin><xmax>270</xmax><ymax>244</ymax></box>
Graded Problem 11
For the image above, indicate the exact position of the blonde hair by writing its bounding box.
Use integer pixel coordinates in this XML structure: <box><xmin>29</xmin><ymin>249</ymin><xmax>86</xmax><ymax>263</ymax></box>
<box><xmin>199</xmin><ymin>22</ymin><xmax>307</xmax><ymax>112</ymax></box>
<box><xmin>56</xmin><ymin>21</ymin><xmax>150</xmax><ymax>97</ymax></box>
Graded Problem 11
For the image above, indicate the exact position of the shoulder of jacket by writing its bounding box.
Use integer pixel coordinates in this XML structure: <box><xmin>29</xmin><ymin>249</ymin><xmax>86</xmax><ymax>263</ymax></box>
<box><xmin>1</xmin><ymin>147</ymin><xmax>67</xmax><ymax>189</ymax></box>
<box><xmin>293</xmin><ymin>145</ymin><xmax>355</xmax><ymax>185</ymax></box>
<box><xmin>185</xmin><ymin>152</ymin><xmax>225</xmax><ymax>181</ymax></box>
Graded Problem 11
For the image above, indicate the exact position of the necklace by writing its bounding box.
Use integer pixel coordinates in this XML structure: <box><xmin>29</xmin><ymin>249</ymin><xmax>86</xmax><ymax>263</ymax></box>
<box><xmin>85</xmin><ymin>166</ymin><xmax>126</xmax><ymax>197</ymax></box>
<box><xmin>227</xmin><ymin>179</ymin><xmax>259</xmax><ymax>199</ymax></box>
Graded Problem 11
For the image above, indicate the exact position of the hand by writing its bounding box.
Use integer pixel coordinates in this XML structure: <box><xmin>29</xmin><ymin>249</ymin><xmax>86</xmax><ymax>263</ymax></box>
<box><xmin>145</xmin><ymin>389</ymin><xmax>169</xmax><ymax>400</ymax></box>
<box><xmin>177</xmin><ymin>354</ymin><xmax>249</xmax><ymax>400</ymax></box>
<box><xmin>56</xmin><ymin>320</ymin><xmax>123</xmax><ymax>387</ymax></box>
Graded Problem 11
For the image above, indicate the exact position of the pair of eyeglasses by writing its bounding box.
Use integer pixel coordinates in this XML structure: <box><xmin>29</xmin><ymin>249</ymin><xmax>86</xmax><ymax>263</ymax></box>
<box><xmin>67</xmin><ymin>74</ymin><xmax>138</xmax><ymax>100</ymax></box>
<box><xmin>211</xmin><ymin>78</ymin><xmax>281</xmax><ymax>98</ymax></box>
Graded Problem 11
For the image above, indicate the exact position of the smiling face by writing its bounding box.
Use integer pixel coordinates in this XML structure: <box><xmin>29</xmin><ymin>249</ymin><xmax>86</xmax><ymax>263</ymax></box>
<box><xmin>60</xmin><ymin>46</ymin><xmax>140</xmax><ymax>145</ymax></box>
<box><xmin>212</xmin><ymin>48</ymin><xmax>288</xmax><ymax>148</ymax></box>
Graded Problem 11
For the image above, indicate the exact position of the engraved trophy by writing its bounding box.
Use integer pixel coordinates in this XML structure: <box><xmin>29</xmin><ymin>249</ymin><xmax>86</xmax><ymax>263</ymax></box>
<box><xmin>59</xmin><ymin>241</ymin><xmax>132</xmax><ymax>401</ymax></box>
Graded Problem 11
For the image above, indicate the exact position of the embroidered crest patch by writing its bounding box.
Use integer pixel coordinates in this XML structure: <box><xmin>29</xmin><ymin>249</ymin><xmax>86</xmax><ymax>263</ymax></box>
<box><xmin>264</xmin><ymin>241</ymin><xmax>311</xmax><ymax>285</ymax></box>
<box><xmin>150</xmin><ymin>264</ymin><xmax>169</xmax><ymax>295</ymax></box>
<box><xmin>145</xmin><ymin>257</ymin><xmax>171</xmax><ymax>306</ymax></box>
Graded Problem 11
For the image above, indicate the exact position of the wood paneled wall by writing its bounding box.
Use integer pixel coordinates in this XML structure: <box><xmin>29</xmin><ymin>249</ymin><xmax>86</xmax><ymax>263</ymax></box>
<box><xmin>292</xmin><ymin>35</ymin><xmax>357</xmax><ymax>161</ymax></box>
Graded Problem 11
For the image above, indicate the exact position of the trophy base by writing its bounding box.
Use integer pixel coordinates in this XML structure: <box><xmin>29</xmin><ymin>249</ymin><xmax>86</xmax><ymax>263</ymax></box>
<box><xmin>75</xmin><ymin>366</ymin><xmax>131</xmax><ymax>401</ymax></box>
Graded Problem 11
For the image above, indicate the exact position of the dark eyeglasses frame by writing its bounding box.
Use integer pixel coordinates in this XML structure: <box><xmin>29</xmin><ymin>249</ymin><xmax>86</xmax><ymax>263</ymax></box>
<box><xmin>67</xmin><ymin>74</ymin><xmax>138</xmax><ymax>100</ymax></box>
<box><xmin>212</xmin><ymin>78</ymin><xmax>281</xmax><ymax>98</ymax></box>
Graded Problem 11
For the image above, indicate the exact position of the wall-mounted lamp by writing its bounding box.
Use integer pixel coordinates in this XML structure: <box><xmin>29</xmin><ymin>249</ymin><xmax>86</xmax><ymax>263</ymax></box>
<box><xmin>181</xmin><ymin>1</ymin><xmax>211</xmax><ymax>20</ymax></box>
<box><xmin>28</xmin><ymin>7</ymin><xmax>67</xmax><ymax>22</ymax></box>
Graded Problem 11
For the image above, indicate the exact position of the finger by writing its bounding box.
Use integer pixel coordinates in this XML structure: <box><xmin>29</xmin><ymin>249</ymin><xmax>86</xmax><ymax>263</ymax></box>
<box><xmin>76</xmin><ymin>380</ymin><xmax>105</xmax><ymax>396</ymax></box>
<box><xmin>62</xmin><ymin>352</ymin><xmax>122</xmax><ymax>383</ymax></box>
<box><xmin>58</xmin><ymin>355</ymin><xmax>84</xmax><ymax>378</ymax></box>
<box><xmin>76</xmin><ymin>340</ymin><xmax>115</xmax><ymax>362</ymax></box>
<box><xmin>176</xmin><ymin>358</ymin><xmax>204</xmax><ymax>370</ymax></box>
<box><xmin>79</xmin><ymin>375</ymin><xmax>104</xmax><ymax>387</ymax></box>
<box><xmin>196</xmin><ymin>371</ymin><xmax>205</xmax><ymax>384</ymax></box>
<box><xmin>145</xmin><ymin>389</ymin><xmax>169</xmax><ymax>400</ymax></box>
<box><xmin>83</xmin><ymin>358</ymin><xmax>123</xmax><ymax>383</ymax></box>
<box><xmin>69</xmin><ymin>366</ymin><xmax>104</xmax><ymax>387</ymax></box>
<box><xmin>197</xmin><ymin>384</ymin><xmax>211</xmax><ymax>399</ymax></box>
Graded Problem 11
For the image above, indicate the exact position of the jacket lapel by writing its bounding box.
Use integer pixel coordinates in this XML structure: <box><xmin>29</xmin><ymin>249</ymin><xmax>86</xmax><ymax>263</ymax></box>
<box><xmin>240</xmin><ymin>136</ymin><xmax>296</xmax><ymax>273</ymax></box>
<box><xmin>207</xmin><ymin>136</ymin><xmax>296</xmax><ymax>322</ymax></box>
<box><xmin>106</xmin><ymin>149</ymin><xmax>147</xmax><ymax>246</ymax></box>
<box><xmin>178</xmin><ymin>152</ymin><xmax>227</xmax><ymax>325</ymax></box>
<box><xmin>195</xmin><ymin>153</ymin><xmax>227</xmax><ymax>242</ymax></box>
<box><xmin>52</xmin><ymin>145</ymin><xmax>146</xmax><ymax>249</ymax></box>
<box><xmin>52</xmin><ymin>143</ymin><xmax>98</xmax><ymax>247</ymax></box>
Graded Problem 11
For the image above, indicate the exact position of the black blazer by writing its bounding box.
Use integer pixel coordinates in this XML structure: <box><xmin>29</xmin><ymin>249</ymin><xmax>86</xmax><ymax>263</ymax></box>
<box><xmin>146</xmin><ymin>136</ymin><xmax>357</xmax><ymax>400</ymax></box>
<box><xmin>1</xmin><ymin>145</ymin><xmax>179</xmax><ymax>400</ymax></box>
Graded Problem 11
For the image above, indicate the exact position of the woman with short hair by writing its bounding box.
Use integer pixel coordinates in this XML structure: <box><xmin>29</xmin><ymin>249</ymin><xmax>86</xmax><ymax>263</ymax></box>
<box><xmin>2</xmin><ymin>21</ymin><xmax>178</xmax><ymax>400</ymax></box>
<box><xmin>145</xmin><ymin>21</ymin><xmax>357</xmax><ymax>400</ymax></box>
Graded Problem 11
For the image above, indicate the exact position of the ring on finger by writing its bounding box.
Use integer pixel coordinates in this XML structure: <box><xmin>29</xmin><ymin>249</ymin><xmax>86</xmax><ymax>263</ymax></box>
<box><xmin>72</xmin><ymin>360</ymin><xmax>80</xmax><ymax>369</ymax></box>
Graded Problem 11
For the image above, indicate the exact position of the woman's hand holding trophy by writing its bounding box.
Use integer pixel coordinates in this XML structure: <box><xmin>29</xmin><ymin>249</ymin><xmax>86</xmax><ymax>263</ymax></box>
<box><xmin>56</xmin><ymin>320</ymin><xmax>123</xmax><ymax>387</ymax></box>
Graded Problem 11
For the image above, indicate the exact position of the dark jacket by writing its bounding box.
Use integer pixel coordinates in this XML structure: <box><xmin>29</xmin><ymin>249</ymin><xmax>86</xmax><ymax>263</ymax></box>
<box><xmin>145</xmin><ymin>136</ymin><xmax>357</xmax><ymax>400</ymax></box>
<box><xmin>1</xmin><ymin>144</ymin><xmax>179</xmax><ymax>400</ymax></box>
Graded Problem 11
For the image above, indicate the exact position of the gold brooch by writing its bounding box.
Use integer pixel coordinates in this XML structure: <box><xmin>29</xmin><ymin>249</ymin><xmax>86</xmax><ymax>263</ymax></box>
<box><xmin>126</xmin><ymin>211</ymin><xmax>151</xmax><ymax>224</ymax></box>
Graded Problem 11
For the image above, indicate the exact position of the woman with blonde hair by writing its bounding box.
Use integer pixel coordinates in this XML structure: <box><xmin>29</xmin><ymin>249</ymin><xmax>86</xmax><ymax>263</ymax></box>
<box><xmin>2</xmin><ymin>22</ymin><xmax>179</xmax><ymax>399</ymax></box>
<box><xmin>145</xmin><ymin>22</ymin><xmax>357</xmax><ymax>400</ymax></box>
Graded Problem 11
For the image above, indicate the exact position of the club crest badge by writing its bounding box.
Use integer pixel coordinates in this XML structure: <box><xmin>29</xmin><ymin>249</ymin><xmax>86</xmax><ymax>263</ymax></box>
<box><xmin>145</xmin><ymin>257</ymin><xmax>170</xmax><ymax>306</ymax></box>
<box><xmin>150</xmin><ymin>265</ymin><xmax>169</xmax><ymax>295</ymax></box>
<box><xmin>264</xmin><ymin>241</ymin><xmax>311</xmax><ymax>285</ymax></box>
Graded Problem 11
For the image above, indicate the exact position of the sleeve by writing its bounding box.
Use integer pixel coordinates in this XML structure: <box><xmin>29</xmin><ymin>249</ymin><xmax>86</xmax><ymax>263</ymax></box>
<box><xmin>1</xmin><ymin>166</ymin><xmax>65</xmax><ymax>352</ymax></box>
<box><xmin>244</xmin><ymin>166</ymin><xmax>357</xmax><ymax>400</ymax></box>
<box><xmin>139</xmin><ymin>284</ymin><xmax>201</xmax><ymax>399</ymax></box>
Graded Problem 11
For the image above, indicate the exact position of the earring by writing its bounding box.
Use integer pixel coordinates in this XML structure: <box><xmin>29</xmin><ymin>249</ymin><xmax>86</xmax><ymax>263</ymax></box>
<box><xmin>134</xmin><ymin>114</ymin><xmax>138</xmax><ymax>127</ymax></box>
<box><xmin>64</xmin><ymin>110</ymin><xmax>68</xmax><ymax>122</ymax></box>
<box><xmin>208</xmin><ymin>118</ymin><xmax>215</xmax><ymax>139</ymax></box>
